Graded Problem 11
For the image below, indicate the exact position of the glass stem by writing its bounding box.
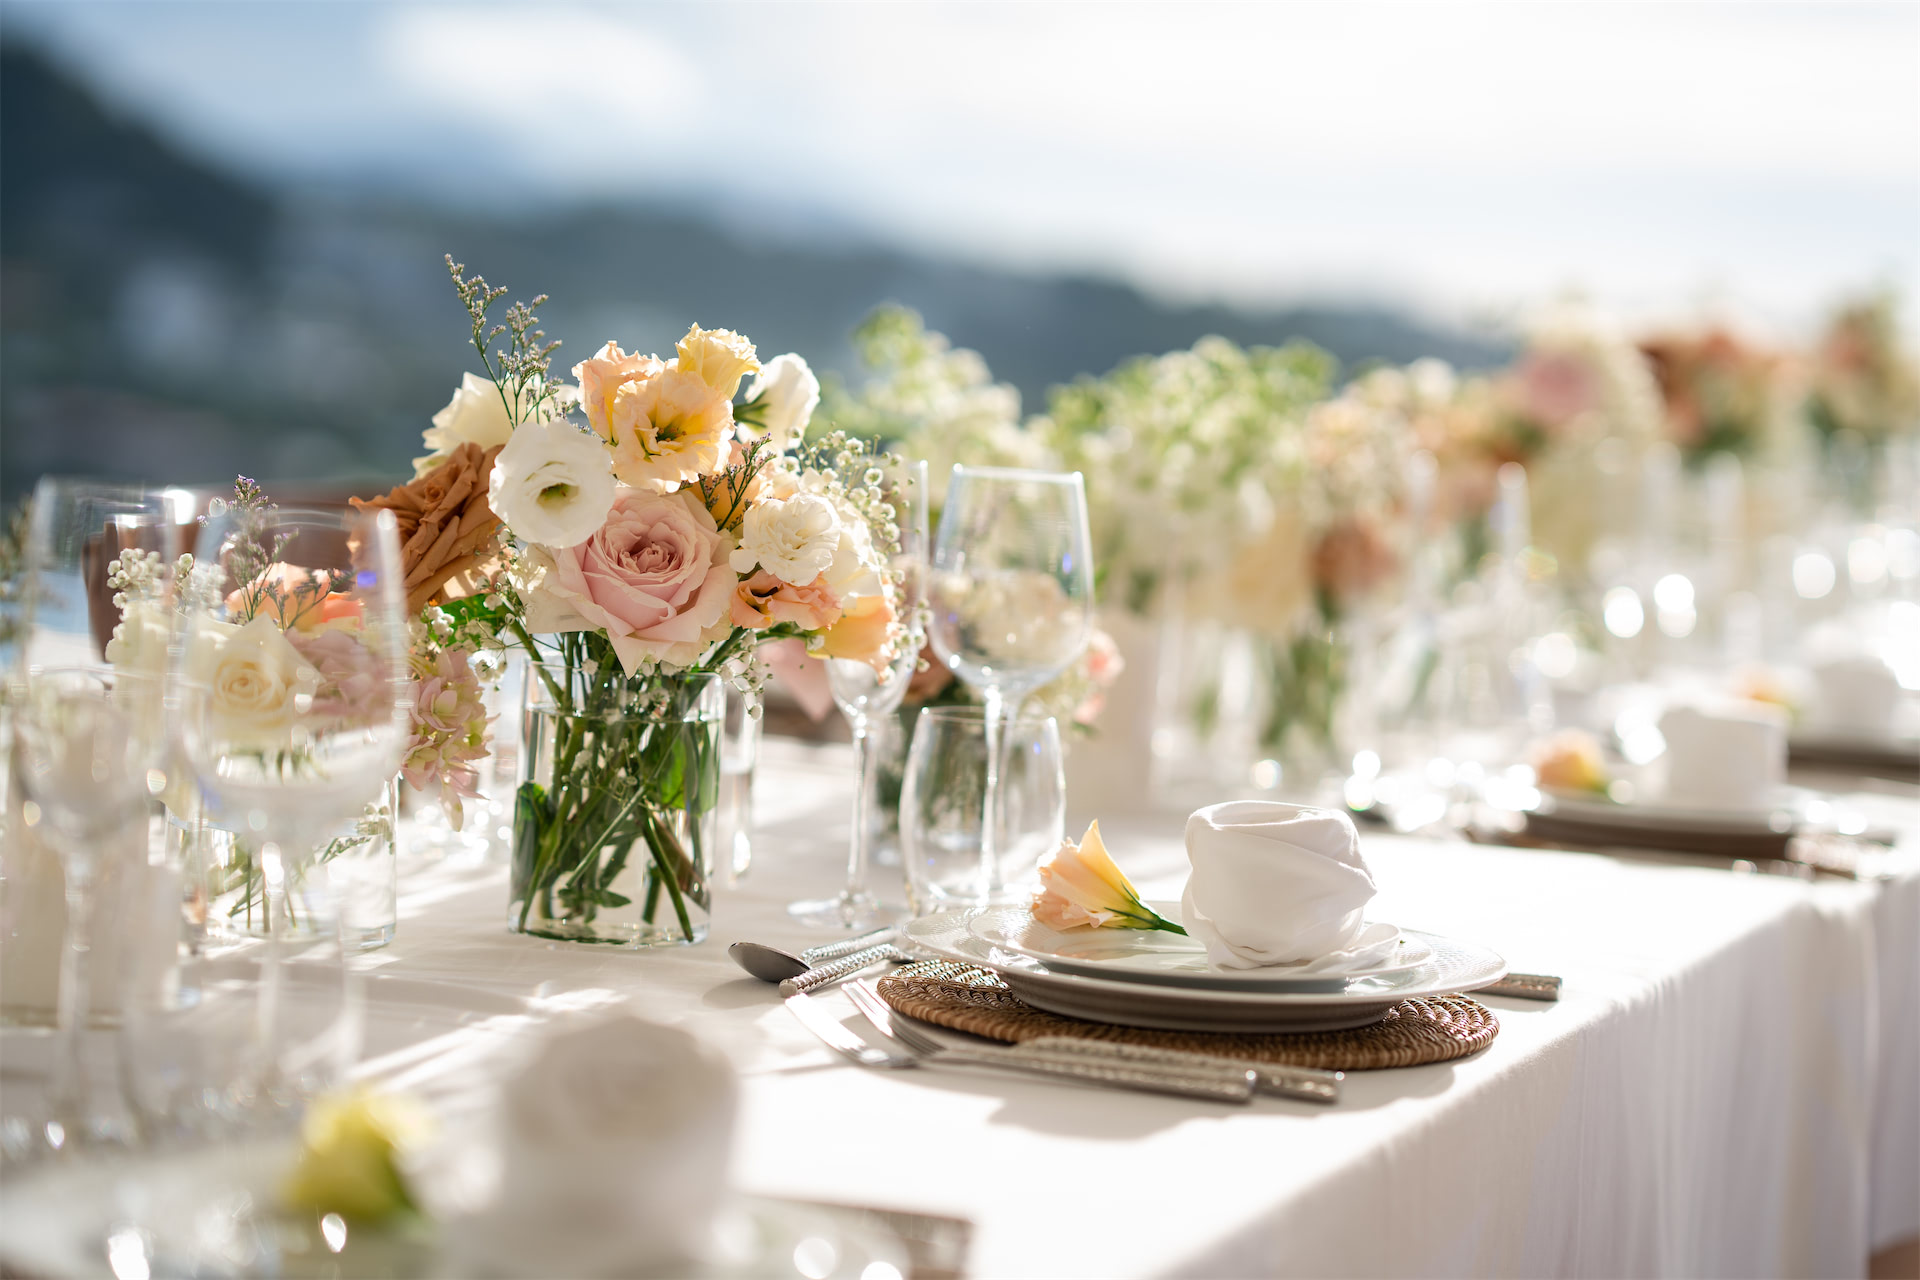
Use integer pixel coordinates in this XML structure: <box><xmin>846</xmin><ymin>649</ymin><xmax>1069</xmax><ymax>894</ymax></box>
<box><xmin>843</xmin><ymin>711</ymin><xmax>874</xmax><ymax>917</ymax></box>
<box><xmin>254</xmin><ymin>841</ymin><xmax>287</xmax><ymax>1101</ymax></box>
<box><xmin>979</xmin><ymin>685</ymin><xmax>1005</xmax><ymax>898</ymax></box>
<box><xmin>49</xmin><ymin>852</ymin><xmax>97</xmax><ymax>1128</ymax></box>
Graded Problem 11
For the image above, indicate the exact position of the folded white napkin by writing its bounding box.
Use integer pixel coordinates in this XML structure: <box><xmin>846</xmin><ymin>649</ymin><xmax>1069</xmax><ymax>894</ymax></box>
<box><xmin>1179</xmin><ymin>801</ymin><xmax>1383</xmax><ymax>970</ymax></box>
<box><xmin>447</xmin><ymin>1014</ymin><xmax>738</xmax><ymax>1278</ymax></box>
<box><xmin>1659</xmin><ymin>699</ymin><xmax>1786</xmax><ymax>811</ymax></box>
<box><xmin>1810</xmin><ymin>654</ymin><xmax>1902</xmax><ymax>738</ymax></box>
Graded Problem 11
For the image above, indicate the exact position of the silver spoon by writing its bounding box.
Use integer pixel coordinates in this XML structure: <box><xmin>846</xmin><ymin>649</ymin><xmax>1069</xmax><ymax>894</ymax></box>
<box><xmin>728</xmin><ymin>926</ymin><xmax>900</xmax><ymax>984</ymax></box>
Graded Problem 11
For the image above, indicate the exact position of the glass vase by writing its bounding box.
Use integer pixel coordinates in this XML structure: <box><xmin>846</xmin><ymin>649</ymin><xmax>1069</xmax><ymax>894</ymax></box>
<box><xmin>510</xmin><ymin>663</ymin><xmax>721</xmax><ymax>948</ymax></box>
<box><xmin>199</xmin><ymin>778</ymin><xmax>400</xmax><ymax>951</ymax></box>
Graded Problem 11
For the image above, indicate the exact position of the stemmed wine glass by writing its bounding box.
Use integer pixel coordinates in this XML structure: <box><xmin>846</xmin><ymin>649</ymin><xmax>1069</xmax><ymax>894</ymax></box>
<box><xmin>789</xmin><ymin>460</ymin><xmax>929</xmax><ymax>930</ymax></box>
<box><xmin>176</xmin><ymin>501</ymin><xmax>409</xmax><ymax>1121</ymax></box>
<box><xmin>7</xmin><ymin>479</ymin><xmax>178</xmax><ymax>1156</ymax></box>
<box><xmin>926</xmin><ymin>466</ymin><xmax>1093</xmax><ymax>903</ymax></box>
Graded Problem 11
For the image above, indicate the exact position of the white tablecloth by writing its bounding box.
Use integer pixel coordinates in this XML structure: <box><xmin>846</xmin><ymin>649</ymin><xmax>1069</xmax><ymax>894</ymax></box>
<box><xmin>5</xmin><ymin>740</ymin><xmax>1915</xmax><ymax>1278</ymax></box>
<box><xmin>339</xmin><ymin>740</ymin><xmax>1920</xmax><ymax>1279</ymax></box>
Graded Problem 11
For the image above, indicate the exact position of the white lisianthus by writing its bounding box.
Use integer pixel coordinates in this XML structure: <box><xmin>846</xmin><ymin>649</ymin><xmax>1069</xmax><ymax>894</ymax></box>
<box><xmin>489</xmin><ymin>419</ymin><xmax>618</xmax><ymax>549</ymax></box>
<box><xmin>415</xmin><ymin>375</ymin><xmax>577</xmax><ymax>477</ymax></box>
<box><xmin>729</xmin><ymin>492</ymin><xmax>840</xmax><ymax>585</ymax></box>
<box><xmin>741</xmin><ymin>354</ymin><xmax>820</xmax><ymax>451</ymax></box>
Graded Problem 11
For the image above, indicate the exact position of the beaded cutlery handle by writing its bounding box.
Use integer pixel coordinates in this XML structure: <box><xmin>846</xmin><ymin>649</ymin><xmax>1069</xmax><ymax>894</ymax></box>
<box><xmin>1473</xmin><ymin>973</ymin><xmax>1561</xmax><ymax>1001</ymax></box>
<box><xmin>952</xmin><ymin>1045</ymin><xmax>1256</xmax><ymax>1103</ymax></box>
<box><xmin>800</xmin><ymin>927</ymin><xmax>899</xmax><ymax>964</ymax></box>
<box><xmin>1022</xmin><ymin>1036</ymin><xmax>1342</xmax><ymax>1103</ymax></box>
<box><xmin>779</xmin><ymin>944</ymin><xmax>908</xmax><ymax>995</ymax></box>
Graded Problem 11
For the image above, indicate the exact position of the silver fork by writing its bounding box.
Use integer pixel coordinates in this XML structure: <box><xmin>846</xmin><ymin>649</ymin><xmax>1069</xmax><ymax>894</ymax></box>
<box><xmin>841</xmin><ymin>981</ymin><xmax>1286</xmax><ymax>1102</ymax></box>
<box><xmin>844</xmin><ymin>982</ymin><xmax>1342</xmax><ymax>1105</ymax></box>
<box><xmin>786</xmin><ymin>987</ymin><xmax>1255</xmax><ymax>1104</ymax></box>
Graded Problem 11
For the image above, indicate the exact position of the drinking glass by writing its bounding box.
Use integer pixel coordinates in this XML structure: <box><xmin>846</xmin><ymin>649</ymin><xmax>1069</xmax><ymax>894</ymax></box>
<box><xmin>926</xmin><ymin>466</ymin><xmax>1091</xmax><ymax>902</ymax></box>
<box><xmin>790</xmin><ymin>459</ymin><xmax>929</xmax><ymax>929</ymax></box>
<box><xmin>177</xmin><ymin>503</ymin><xmax>409</xmax><ymax>1122</ymax></box>
<box><xmin>6</xmin><ymin>479</ymin><xmax>178</xmax><ymax>1155</ymax></box>
<box><xmin>899</xmin><ymin>707</ymin><xmax>1065</xmax><ymax>912</ymax></box>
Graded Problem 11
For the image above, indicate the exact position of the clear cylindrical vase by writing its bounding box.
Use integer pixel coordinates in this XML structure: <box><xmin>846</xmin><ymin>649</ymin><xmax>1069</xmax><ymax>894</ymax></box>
<box><xmin>511</xmin><ymin>664</ymin><xmax>722</xmax><ymax>948</ymax></box>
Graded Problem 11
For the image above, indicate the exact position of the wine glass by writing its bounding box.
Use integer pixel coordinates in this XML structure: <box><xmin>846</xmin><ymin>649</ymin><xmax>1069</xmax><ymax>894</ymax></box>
<box><xmin>926</xmin><ymin>466</ymin><xmax>1092</xmax><ymax>903</ymax></box>
<box><xmin>789</xmin><ymin>459</ymin><xmax>928</xmax><ymax>930</ymax></box>
<box><xmin>176</xmin><ymin>502</ymin><xmax>409</xmax><ymax>1122</ymax></box>
<box><xmin>6</xmin><ymin>479</ymin><xmax>178</xmax><ymax>1156</ymax></box>
<box><xmin>899</xmin><ymin>706</ymin><xmax>1065</xmax><ymax>913</ymax></box>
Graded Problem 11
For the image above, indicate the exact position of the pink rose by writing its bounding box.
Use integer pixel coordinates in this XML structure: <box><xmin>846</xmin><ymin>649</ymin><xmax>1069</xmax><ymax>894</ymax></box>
<box><xmin>730</xmin><ymin>569</ymin><xmax>842</xmax><ymax>632</ymax></box>
<box><xmin>523</xmin><ymin>488</ymin><xmax>737</xmax><ymax>673</ymax></box>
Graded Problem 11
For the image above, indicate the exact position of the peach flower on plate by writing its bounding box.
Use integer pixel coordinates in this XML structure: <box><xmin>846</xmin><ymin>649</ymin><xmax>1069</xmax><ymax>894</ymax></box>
<box><xmin>1031</xmin><ymin>820</ymin><xmax>1185</xmax><ymax>934</ymax></box>
<box><xmin>521</xmin><ymin>488</ymin><xmax>737</xmax><ymax>673</ymax></box>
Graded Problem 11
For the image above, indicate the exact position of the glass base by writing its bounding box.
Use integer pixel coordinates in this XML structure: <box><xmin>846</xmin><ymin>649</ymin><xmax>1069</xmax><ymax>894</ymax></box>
<box><xmin>508</xmin><ymin>907</ymin><xmax>709</xmax><ymax>949</ymax></box>
<box><xmin>786</xmin><ymin>893</ymin><xmax>904</xmax><ymax>932</ymax></box>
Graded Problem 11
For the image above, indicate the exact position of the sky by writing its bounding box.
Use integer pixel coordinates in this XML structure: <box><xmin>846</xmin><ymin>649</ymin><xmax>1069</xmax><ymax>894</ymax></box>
<box><xmin>5</xmin><ymin>0</ymin><xmax>1917</xmax><ymax>337</ymax></box>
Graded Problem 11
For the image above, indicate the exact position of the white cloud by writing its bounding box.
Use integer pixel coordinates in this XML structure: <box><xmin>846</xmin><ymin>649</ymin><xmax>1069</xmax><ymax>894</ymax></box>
<box><xmin>6</xmin><ymin>0</ymin><xmax>1914</xmax><ymax>327</ymax></box>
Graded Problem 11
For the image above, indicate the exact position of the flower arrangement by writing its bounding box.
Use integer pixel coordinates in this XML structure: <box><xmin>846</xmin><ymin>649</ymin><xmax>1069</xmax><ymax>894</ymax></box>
<box><xmin>1805</xmin><ymin>292</ymin><xmax>1920</xmax><ymax>445</ymax></box>
<box><xmin>1637</xmin><ymin>327</ymin><xmax>1788</xmax><ymax>464</ymax></box>
<box><xmin>1034</xmin><ymin>334</ymin><xmax>1336</xmax><ymax>619</ymax></box>
<box><xmin>349</xmin><ymin>259</ymin><xmax>911</xmax><ymax>946</ymax></box>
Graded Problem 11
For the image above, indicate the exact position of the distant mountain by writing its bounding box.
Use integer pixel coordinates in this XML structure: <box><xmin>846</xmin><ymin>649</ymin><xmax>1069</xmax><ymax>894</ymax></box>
<box><xmin>1</xmin><ymin>40</ymin><xmax>1510</xmax><ymax>502</ymax></box>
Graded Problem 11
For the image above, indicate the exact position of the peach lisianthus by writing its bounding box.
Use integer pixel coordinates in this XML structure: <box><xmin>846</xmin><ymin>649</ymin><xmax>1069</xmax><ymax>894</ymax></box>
<box><xmin>675</xmin><ymin>324</ymin><xmax>760</xmax><ymax>400</ymax></box>
<box><xmin>815</xmin><ymin>592</ymin><xmax>897</xmax><ymax>671</ymax></box>
<box><xmin>609</xmin><ymin>365</ymin><xmax>736</xmax><ymax>492</ymax></box>
<box><xmin>730</xmin><ymin>570</ymin><xmax>842</xmax><ymax>632</ymax></box>
<box><xmin>1032</xmin><ymin>821</ymin><xmax>1185</xmax><ymax>934</ymax></box>
<box><xmin>573</xmin><ymin>342</ymin><xmax>663</xmax><ymax>441</ymax></box>
<box><xmin>229</xmin><ymin>563</ymin><xmax>364</xmax><ymax>631</ymax></box>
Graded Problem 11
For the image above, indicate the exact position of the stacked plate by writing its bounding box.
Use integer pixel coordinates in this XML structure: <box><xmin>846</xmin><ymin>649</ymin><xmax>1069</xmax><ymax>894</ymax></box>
<box><xmin>902</xmin><ymin>902</ymin><xmax>1506</xmax><ymax>1034</ymax></box>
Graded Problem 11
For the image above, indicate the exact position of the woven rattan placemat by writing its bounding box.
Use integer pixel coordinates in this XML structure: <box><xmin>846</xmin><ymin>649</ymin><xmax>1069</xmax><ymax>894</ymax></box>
<box><xmin>875</xmin><ymin>961</ymin><xmax>1498</xmax><ymax>1070</ymax></box>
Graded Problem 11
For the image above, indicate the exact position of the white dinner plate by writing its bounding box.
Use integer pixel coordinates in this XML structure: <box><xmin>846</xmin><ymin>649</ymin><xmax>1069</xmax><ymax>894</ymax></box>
<box><xmin>904</xmin><ymin>909</ymin><xmax>1505</xmax><ymax>1033</ymax></box>
<box><xmin>1531</xmin><ymin>788</ymin><xmax>1798</xmax><ymax>834</ymax></box>
<box><xmin>964</xmin><ymin>901</ymin><xmax>1431</xmax><ymax>992</ymax></box>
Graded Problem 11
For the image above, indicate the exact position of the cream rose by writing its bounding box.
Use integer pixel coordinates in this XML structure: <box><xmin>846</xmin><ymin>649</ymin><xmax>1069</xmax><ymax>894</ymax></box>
<box><xmin>741</xmin><ymin>353</ymin><xmax>820</xmax><ymax>451</ymax></box>
<box><xmin>521</xmin><ymin>488</ymin><xmax>736</xmax><ymax>673</ymax></box>
<box><xmin>675</xmin><ymin>324</ymin><xmax>760</xmax><ymax>400</ymax></box>
<box><xmin>729</xmin><ymin>492</ymin><xmax>841</xmax><ymax>584</ymax></box>
<box><xmin>188</xmin><ymin>614</ymin><xmax>321</xmax><ymax>749</ymax></box>
<box><xmin>489</xmin><ymin>418</ymin><xmax>618</xmax><ymax>549</ymax></box>
<box><xmin>413</xmin><ymin>373</ymin><xmax>515</xmax><ymax>477</ymax></box>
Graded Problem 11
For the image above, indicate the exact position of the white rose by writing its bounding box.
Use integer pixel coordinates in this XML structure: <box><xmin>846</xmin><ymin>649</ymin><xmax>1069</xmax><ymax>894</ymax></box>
<box><xmin>729</xmin><ymin>492</ymin><xmax>841</xmax><ymax>585</ymax></box>
<box><xmin>488</xmin><ymin>418</ymin><xmax>618</xmax><ymax>549</ymax></box>
<box><xmin>413</xmin><ymin>373</ymin><xmax>514</xmax><ymax>477</ymax></box>
<box><xmin>741</xmin><ymin>353</ymin><xmax>820</xmax><ymax>451</ymax></box>
<box><xmin>187</xmin><ymin>615</ymin><xmax>320</xmax><ymax>750</ymax></box>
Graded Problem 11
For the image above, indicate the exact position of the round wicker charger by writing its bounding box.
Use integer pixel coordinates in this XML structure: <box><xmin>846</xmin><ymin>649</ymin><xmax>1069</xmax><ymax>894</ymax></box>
<box><xmin>875</xmin><ymin>960</ymin><xmax>1498</xmax><ymax>1070</ymax></box>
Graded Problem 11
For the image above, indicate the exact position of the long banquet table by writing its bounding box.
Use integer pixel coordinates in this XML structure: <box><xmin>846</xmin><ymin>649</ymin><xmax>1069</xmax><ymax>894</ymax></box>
<box><xmin>330</xmin><ymin>738</ymin><xmax>1920</xmax><ymax>1280</ymax></box>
